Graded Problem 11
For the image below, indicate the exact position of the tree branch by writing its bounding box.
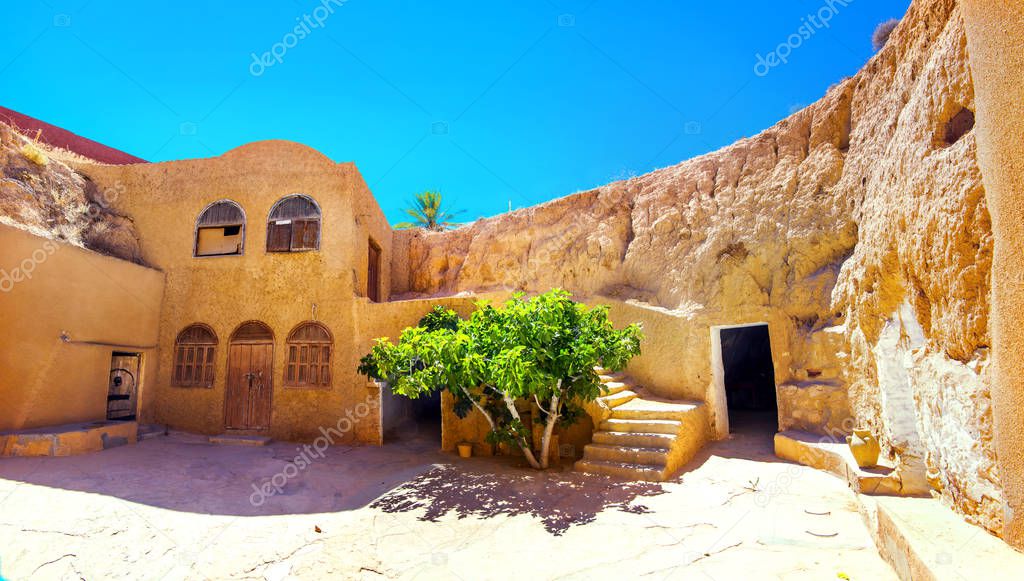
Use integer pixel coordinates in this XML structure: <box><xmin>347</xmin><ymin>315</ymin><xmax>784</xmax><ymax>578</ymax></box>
<box><xmin>456</xmin><ymin>385</ymin><xmax>495</xmax><ymax>432</ymax></box>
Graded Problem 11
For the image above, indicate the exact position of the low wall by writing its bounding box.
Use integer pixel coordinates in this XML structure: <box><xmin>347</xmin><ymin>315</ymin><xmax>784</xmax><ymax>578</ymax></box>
<box><xmin>0</xmin><ymin>224</ymin><xmax>165</xmax><ymax>431</ymax></box>
<box><xmin>0</xmin><ymin>420</ymin><xmax>138</xmax><ymax>457</ymax></box>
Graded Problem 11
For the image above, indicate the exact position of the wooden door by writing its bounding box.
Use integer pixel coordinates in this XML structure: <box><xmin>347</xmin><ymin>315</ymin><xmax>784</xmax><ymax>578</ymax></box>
<box><xmin>225</xmin><ymin>343</ymin><xmax>273</xmax><ymax>430</ymax></box>
<box><xmin>108</xmin><ymin>353</ymin><xmax>141</xmax><ymax>421</ymax></box>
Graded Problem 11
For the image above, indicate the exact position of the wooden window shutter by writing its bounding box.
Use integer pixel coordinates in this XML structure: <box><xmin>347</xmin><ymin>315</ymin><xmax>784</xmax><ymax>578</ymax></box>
<box><xmin>285</xmin><ymin>322</ymin><xmax>332</xmax><ymax>388</ymax></box>
<box><xmin>267</xmin><ymin>222</ymin><xmax>292</xmax><ymax>252</ymax></box>
<box><xmin>204</xmin><ymin>346</ymin><xmax>215</xmax><ymax>386</ymax></box>
<box><xmin>290</xmin><ymin>219</ymin><xmax>320</xmax><ymax>251</ymax></box>
<box><xmin>303</xmin><ymin>220</ymin><xmax>320</xmax><ymax>249</ymax></box>
<box><xmin>173</xmin><ymin>324</ymin><xmax>218</xmax><ymax>387</ymax></box>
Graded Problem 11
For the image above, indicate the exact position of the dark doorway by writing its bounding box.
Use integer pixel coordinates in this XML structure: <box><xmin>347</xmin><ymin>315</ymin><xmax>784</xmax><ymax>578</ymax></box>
<box><xmin>408</xmin><ymin>391</ymin><xmax>442</xmax><ymax>443</ymax></box>
<box><xmin>382</xmin><ymin>388</ymin><xmax>442</xmax><ymax>446</ymax></box>
<box><xmin>720</xmin><ymin>325</ymin><xmax>777</xmax><ymax>431</ymax></box>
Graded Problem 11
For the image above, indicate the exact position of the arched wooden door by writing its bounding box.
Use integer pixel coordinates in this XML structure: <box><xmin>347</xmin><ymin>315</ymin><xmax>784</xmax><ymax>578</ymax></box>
<box><xmin>225</xmin><ymin>321</ymin><xmax>274</xmax><ymax>430</ymax></box>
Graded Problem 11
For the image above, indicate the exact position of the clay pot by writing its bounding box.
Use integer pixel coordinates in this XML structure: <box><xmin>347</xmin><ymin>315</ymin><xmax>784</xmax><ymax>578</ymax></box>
<box><xmin>846</xmin><ymin>429</ymin><xmax>880</xmax><ymax>468</ymax></box>
<box><xmin>457</xmin><ymin>443</ymin><xmax>473</xmax><ymax>459</ymax></box>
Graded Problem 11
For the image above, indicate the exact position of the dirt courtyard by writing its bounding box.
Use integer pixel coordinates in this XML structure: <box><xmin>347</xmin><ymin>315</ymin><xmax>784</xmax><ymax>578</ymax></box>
<box><xmin>0</xmin><ymin>418</ymin><xmax>894</xmax><ymax>580</ymax></box>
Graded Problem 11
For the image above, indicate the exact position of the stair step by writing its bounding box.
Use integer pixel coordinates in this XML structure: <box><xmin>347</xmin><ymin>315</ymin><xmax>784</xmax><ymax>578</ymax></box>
<box><xmin>593</xmin><ymin>431</ymin><xmax>677</xmax><ymax>448</ymax></box>
<box><xmin>209</xmin><ymin>434</ymin><xmax>271</xmax><ymax>446</ymax></box>
<box><xmin>600</xmin><ymin>418</ymin><xmax>682</xmax><ymax>434</ymax></box>
<box><xmin>137</xmin><ymin>424</ymin><xmax>166</xmax><ymax>441</ymax></box>
<box><xmin>598</xmin><ymin>390</ymin><xmax>637</xmax><ymax>408</ymax></box>
<box><xmin>599</xmin><ymin>381</ymin><xmax>631</xmax><ymax>395</ymax></box>
<box><xmin>574</xmin><ymin>459</ymin><xmax>667</xmax><ymax>482</ymax></box>
<box><xmin>598</xmin><ymin>372</ymin><xmax>627</xmax><ymax>383</ymax></box>
<box><xmin>610</xmin><ymin>399</ymin><xmax>701</xmax><ymax>421</ymax></box>
<box><xmin>583</xmin><ymin>443</ymin><xmax>669</xmax><ymax>465</ymax></box>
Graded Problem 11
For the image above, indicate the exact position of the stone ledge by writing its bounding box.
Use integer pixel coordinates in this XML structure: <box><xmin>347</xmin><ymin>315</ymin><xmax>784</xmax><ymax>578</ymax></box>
<box><xmin>868</xmin><ymin>496</ymin><xmax>1024</xmax><ymax>580</ymax></box>
<box><xmin>0</xmin><ymin>420</ymin><xmax>137</xmax><ymax>457</ymax></box>
<box><xmin>209</xmin><ymin>434</ymin><xmax>272</xmax><ymax>446</ymax></box>
<box><xmin>774</xmin><ymin>430</ymin><xmax>928</xmax><ymax>496</ymax></box>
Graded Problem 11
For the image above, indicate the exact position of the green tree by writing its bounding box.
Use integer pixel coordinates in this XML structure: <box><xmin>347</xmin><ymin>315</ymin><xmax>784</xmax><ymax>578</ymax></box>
<box><xmin>359</xmin><ymin>290</ymin><xmax>643</xmax><ymax>469</ymax></box>
<box><xmin>394</xmin><ymin>191</ymin><xmax>462</xmax><ymax>231</ymax></box>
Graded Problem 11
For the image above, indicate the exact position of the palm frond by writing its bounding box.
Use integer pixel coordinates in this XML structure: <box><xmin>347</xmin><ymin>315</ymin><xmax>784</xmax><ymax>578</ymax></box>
<box><xmin>396</xmin><ymin>190</ymin><xmax>463</xmax><ymax>231</ymax></box>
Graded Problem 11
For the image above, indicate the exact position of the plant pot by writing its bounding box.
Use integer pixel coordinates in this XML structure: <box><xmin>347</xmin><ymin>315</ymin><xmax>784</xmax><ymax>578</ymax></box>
<box><xmin>846</xmin><ymin>428</ymin><xmax>880</xmax><ymax>468</ymax></box>
<box><xmin>457</xmin><ymin>443</ymin><xmax>473</xmax><ymax>459</ymax></box>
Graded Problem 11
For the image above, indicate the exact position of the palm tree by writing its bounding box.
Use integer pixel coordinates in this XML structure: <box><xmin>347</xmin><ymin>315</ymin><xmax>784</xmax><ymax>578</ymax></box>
<box><xmin>395</xmin><ymin>191</ymin><xmax>463</xmax><ymax>231</ymax></box>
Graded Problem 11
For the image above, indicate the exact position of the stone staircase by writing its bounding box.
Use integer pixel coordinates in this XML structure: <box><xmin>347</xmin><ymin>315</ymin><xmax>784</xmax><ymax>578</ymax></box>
<box><xmin>575</xmin><ymin>368</ymin><xmax>709</xmax><ymax>482</ymax></box>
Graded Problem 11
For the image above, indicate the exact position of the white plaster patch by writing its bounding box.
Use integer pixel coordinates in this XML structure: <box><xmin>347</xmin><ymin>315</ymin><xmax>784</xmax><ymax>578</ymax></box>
<box><xmin>872</xmin><ymin>302</ymin><xmax>926</xmax><ymax>455</ymax></box>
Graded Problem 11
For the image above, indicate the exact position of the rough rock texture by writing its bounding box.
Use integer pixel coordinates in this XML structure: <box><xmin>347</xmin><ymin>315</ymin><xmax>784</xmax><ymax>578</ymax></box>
<box><xmin>397</xmin><ymin>0</ymin><xmax>999</xmax><ymax>534</ymax></box>
<box><xmin>0</xmin><ymin>122</ymin><xmax>144</xmax><ymax>264</ymax></box>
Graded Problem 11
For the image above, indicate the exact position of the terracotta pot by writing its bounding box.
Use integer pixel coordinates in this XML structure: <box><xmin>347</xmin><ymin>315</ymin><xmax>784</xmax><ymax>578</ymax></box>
<box><xmin>457</xmin><ymin>443</ymin><xmax>473</xmax><ymax>459</ymax></box>
<box><xmin>846</xmin><ymin>428</ymin><xmax>880</xmax><ymax>468</ymax></box>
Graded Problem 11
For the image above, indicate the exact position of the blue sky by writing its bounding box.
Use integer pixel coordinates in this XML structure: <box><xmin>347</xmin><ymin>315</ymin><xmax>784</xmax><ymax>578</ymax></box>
<box><xmin>1</xmin><ymin>0</ymin><xmax>907</xmax><ymax>225</ymax></box>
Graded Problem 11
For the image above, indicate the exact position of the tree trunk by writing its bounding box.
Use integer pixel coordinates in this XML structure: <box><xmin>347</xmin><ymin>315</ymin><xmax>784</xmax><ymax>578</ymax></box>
<box><xmin>502</xmin><ymin>394</ymin><xmax>542</xmax><ymax>469</ymax></box>
<box><xmin>539</xmin><ymin>390</ymin><xmax>560</xmax><ymax>469</ymax></box>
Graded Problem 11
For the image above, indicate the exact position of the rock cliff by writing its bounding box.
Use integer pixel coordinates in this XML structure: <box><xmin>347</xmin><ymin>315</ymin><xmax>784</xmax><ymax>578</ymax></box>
<box><xmin>0</xmin><ymin>122</ymin><xmax>144</xmax><ymax>264</ymax></box>
<box><xmin>396</xmin><ymin>0</ymin><xmax>999</xmax><ymax>534</ymax></box>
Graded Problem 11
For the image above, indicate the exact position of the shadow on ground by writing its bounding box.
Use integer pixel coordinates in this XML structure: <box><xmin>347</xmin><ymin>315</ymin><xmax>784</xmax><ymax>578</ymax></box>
<box><xmin>371</xmin><ymin>463</ymin><xmax>666</xmax><ymax>535</ymax></box>
<box><xmin>0</xmin><ymin>413</ymin><xmax>782</xmax><ymax>521</ymax></box>
<box><xmin>0</xmin><ymin>428</ymin><xmax>448</xmax><ymax>517</ymax></box>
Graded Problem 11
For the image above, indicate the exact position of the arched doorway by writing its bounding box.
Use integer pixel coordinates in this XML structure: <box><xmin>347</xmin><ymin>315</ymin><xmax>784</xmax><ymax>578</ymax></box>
<box><xmin>225</xmin><ymin>321</ymin><xmax>274</xmax><ymax>431</ymax></box>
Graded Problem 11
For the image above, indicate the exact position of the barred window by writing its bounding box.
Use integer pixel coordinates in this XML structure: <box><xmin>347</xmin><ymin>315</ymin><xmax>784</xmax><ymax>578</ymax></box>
<box><xmin>285</xmin><ymin>322</ymin><xmax>332</xmax><ymax>388</ymax></box>
<box><xmin>173</xmin><ymin>324</ymin><xmax>217</xmax><ymax>387</ymax></box>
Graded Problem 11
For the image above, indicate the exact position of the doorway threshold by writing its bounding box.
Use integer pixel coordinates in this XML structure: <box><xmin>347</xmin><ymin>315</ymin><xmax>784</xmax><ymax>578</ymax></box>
<box><xmin>209</xmin><ymin>434</ymin><xmax>272</xmax><ymax>446</ymax></box>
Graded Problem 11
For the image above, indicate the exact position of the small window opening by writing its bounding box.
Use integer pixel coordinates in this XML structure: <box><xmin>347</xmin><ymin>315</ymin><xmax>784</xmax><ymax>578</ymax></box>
<box><xmin>943</xmin><ymin>107</ymin><xmax>975</xmax><ymax>146</ymax></box>
<box><xmin>368</xmin><ymin>239</ymin><xmax>382</xmax><ymax>302</ymax></box>
<box><xmin>195</xmin><ymin>200</ymin><xmax>245</xmax><ymax>257</ymax></box>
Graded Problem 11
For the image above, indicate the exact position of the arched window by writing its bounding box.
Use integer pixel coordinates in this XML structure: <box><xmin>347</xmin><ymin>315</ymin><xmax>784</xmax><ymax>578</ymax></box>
<box><xmin>230</xmin><ymin>321</ymin><xmax>274</xmax><ymax>343</ymax></box>
<box><xmin>285</xmin><ymin>322</ymin><xmax>332</xmax><ymax>388</ymax></box>
<box><xmin>267</xmin><ymin>194</ymin><xmax>321</xmax><ymax>252</ymax></box>
<box><xmin>195</xmin><ymin>200</ymin><xmax>245</xmax><ymax>257</ymax></box>
<box><xmin>173</xmin><ymin>324</ymin><xmax>217</xmax><ymax>387</ymax></box>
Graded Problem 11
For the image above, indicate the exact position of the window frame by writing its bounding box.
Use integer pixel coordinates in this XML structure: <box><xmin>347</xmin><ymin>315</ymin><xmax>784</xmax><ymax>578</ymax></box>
<box><xmin>171</xmin><ymin>324</ymin><xmax>218</xmax><ymax>388</ymax></box>
<box><xmin>284</xmin><ymin>321</ymin><xmax>333</xmax><ymax>389</ymax></box>
<box><xmin>193</xmin><ymin>199</ymin><xmax>246</xmax><ymax>258</ymax></box>
<box><xmin>266</xmin><ymin>194</ymin><xmax>322</xmax><ymax>253</ymax></box>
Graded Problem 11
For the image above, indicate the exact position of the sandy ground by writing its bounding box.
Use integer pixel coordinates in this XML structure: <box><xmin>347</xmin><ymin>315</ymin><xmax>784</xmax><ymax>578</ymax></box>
<box><xmin>0</xmin><ymin>415</ymin><xmax>895</xmax><ymax>580</ymax></box>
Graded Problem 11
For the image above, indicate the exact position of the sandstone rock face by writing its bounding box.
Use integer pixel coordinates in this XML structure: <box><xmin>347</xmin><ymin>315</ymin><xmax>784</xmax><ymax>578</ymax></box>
<box><xmin>0</xmin><ymin>122</ymin><xmax>144</xmax><ymax>264</ymax></box>
<box><xmin>397</xmin><ymin>0</ymin><xmax>999</xmax><ymax>533</ymax></box>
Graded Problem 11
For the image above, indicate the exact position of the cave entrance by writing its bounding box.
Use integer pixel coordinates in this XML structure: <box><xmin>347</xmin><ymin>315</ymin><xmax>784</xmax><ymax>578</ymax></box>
<box><xmin>381</xmin><ymin>383</ymin><xmax>442</xmax><ymax>446</ymax></box>
<box><xmin>710</xmin><ymin>323</ymin><xmax>778</xmax><ymax>438</ymax></box>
